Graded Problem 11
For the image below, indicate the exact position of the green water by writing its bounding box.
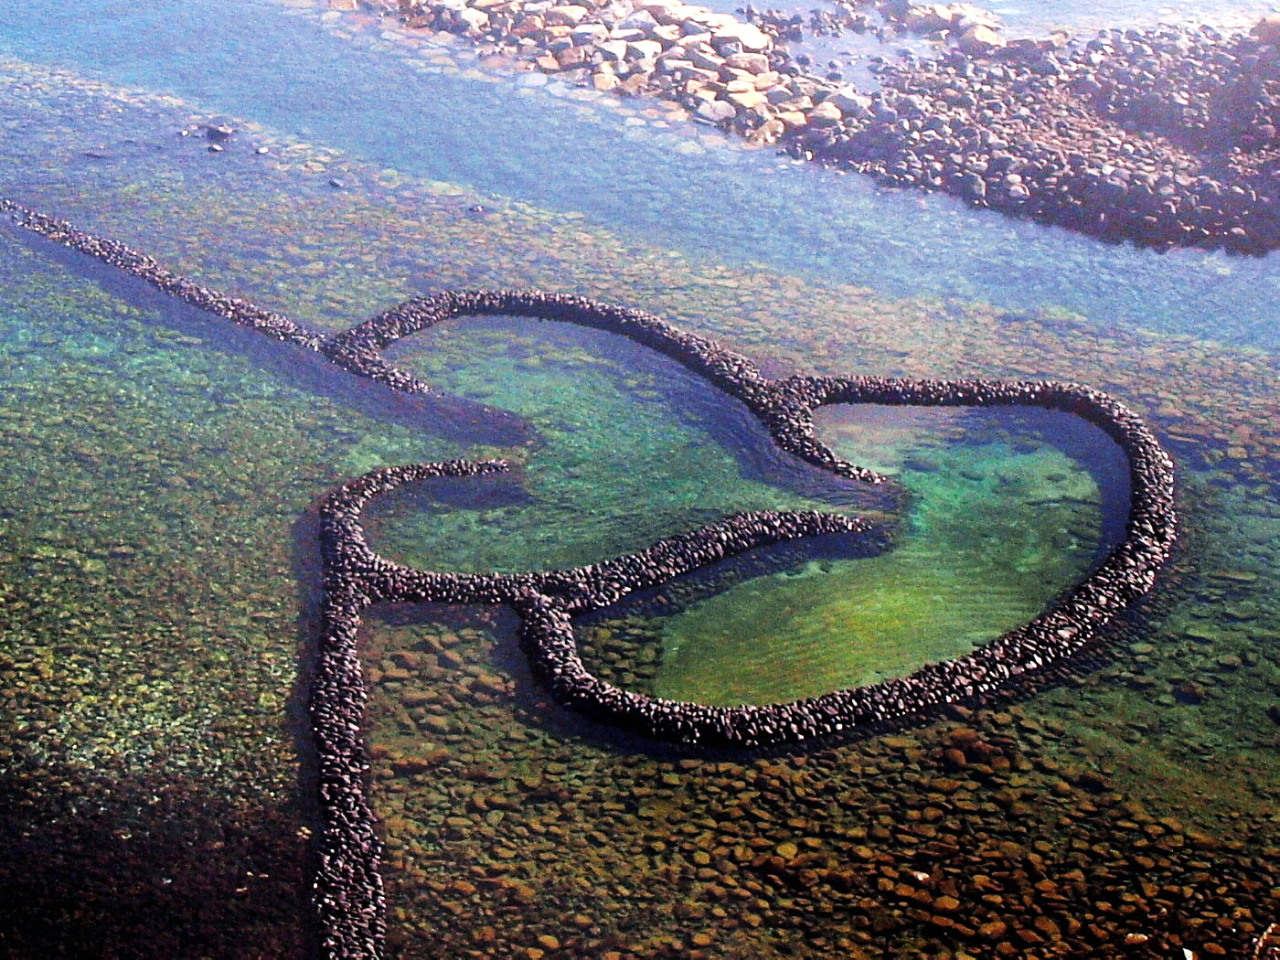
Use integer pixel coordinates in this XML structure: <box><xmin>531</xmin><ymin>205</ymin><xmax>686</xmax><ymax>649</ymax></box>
<box><xmin>0</xmin><ymin>229</ymin><xmax>465</xmax><ymax>783</ymax></box>
<box><xmin>356</xmin><ymin>316</ymin><xmax>1115</xmax><ymax>707</ymax></box>
<box><xmin>654</xmin><ymin>438</ymin><xmax>1106</xmax><ymax>705</ymax></box>
<box><xmin>364</xmin><ymin>317</ymin><xmax>868</xmax><ymax>575</ymax></box>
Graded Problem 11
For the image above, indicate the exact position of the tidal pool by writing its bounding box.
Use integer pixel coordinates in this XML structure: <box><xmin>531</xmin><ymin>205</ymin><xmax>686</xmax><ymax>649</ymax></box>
<box><xmin>0</xmin><ymin>2</ymin><xmax>1277</xmax><ymax>959</ymax></box>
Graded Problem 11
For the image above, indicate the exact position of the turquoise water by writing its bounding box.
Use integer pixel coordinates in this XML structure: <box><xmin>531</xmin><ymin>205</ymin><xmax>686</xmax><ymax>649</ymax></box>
<box><xmin>0</xmin><ymin>1</ymin><xmax>1277</xmax><ymax>959</ymax></box>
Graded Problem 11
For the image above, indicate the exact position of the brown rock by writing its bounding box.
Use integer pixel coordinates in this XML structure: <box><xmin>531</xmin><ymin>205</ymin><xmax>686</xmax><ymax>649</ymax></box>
<box><xmin>1033</xmin><ymin>916</ymin><xmax>1061</xmax><ymax>940</ymax></box>
<box><xmin>979</xmin><ymin>919</ymin><xmax>1008</xmax><ymax>940</ymax></box>
<box><xmin>696</xmin><ymin>98</ymin><xmax>736</xmax><ymax>122</ymax></box>
<box><xmin>727</xmin><ymin>89</ymin><xmax>769</xmax><ymax>111</ymax></box>
<box><xmin>627</xmin><ymin>39</ymin><xmax>664</xmax><ymax>61</ymax></box>
<box><xmin>1075</xmin><ymin>770</ymin><xmax>1110</xmax><ymax>792</ymax></box>
<box><xmin>807</xmin><ymin>101</ymin><xmax>843</xmax><ymax>125</ymax></box>
<box><xmin>511</xmin><ymin>13</ymin><xmax>546</xmax><ymax>36</ymax></box>
<box><xmin>556</xmin><ymin>45</ymin><xmax>588</xmax><ymax>67</ymax></box>
<box><xmin>712</xmin><ymin>22</ymin><xmax>771</xmax><ymax>52</ymax></box>
<box><xmin>746</xmin><ymin>118</ymin><xmax>785</xmax><ymax>144</ymax></box>
<box><xmin>752</xmin><ymin>70</ymin><xmax>780</xmax><ymax>89</ymax></box>
<box><xmin>725</xmin><ymin>52</ymin><xmax>769</xmax><ymax>73</ymax></box>
<box><xmin>956</xmin><ymin>23</ymin><xmax>1004</xmax><ymax>55</ymax></box>
<box><xmin>619</xmin><ymin>72</ymin><xmax>653</xmax><ymax>95</ymax></box>
<box><xmin>545</xmin><ymin>4</ymin><xmax>589</xmax><ymax>25</ymax></box>
<box><xmin>687</xmin><ymin>46</ymin><xmax>723</xmax><ymax>71</ymax></box>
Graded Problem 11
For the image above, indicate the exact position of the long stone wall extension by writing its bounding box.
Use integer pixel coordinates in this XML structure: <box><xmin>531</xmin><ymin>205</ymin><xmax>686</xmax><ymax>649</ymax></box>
<box><xmin>354</xmin><ymin>0</ymin><xmax>1280</xmax><ymax>253</ymax></box>
<box><xmin>3</xmin><ymin>197</ymin><xmax>1178</xmax><ymax>959</ymax></box>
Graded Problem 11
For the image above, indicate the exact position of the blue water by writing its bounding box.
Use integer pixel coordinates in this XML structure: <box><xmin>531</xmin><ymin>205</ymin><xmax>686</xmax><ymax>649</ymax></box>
<box><xmin>1</xmin><ymin>0</ymin><xmax>1278</xmax><ymax>350</ymax></box>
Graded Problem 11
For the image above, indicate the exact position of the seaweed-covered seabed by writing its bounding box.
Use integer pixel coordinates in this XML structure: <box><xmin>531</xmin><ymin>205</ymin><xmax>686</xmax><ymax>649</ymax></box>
<box><xmin>0</xmin><ymin>46</ymin><xmax>1277</xmax><ymax>960</ymax></box>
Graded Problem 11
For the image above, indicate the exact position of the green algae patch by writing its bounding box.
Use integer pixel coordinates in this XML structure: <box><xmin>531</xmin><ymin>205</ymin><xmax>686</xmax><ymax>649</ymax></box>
<box><xmin>654</xmin><ymin>435</ymin><xmax>1107</xmax><ymax>705</ymax></box>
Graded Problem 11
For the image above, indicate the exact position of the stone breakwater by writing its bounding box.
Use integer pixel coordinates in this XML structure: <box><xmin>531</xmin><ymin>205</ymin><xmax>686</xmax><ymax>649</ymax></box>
<box><xmin>364</xmin><ymin>0</ymin><xmax>1280</xmax><ymax>252</ymax></box>
<box><xmin>3</xmin><ymin>197</ymin><xmax>1176</xmax><ymax>959</ymax></box>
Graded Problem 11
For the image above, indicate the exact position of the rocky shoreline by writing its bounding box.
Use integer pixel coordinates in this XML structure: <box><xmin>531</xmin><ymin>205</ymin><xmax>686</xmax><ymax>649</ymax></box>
<box><xmin>5</xmin><ymin>198</ymin><xmax>1179</xmax><ymax>958</ymax></box>
<box><xmin>797</xmin><ymin>21</ymin><xmax>1280</xmax><ymax>254</ymax></box>
<box><xmin>346</xmin><ymin>0</ymin><xmax>1280</xmax><ymax>253</ymax></box>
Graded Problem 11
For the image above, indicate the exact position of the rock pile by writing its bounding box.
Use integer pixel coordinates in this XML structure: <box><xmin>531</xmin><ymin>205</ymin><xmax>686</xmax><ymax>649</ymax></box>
<box><xmin>390</xmin><ymin>0</ymin><xmax>831</xmax><ymax>143</ymax></box>
<box><xmin>794</xmin><ymin>22</ymin><xmax>1280</xmax><ymax>253</ymax></box>
<box><xmin>364</xmin><ymin>0</ymin><xmax>1280</xmax><ymax>252</ymax></box>
<box><xmin>3</xmin><ymin>197</ymin><xmax>1178</xmax><ymax>959</ymax></box>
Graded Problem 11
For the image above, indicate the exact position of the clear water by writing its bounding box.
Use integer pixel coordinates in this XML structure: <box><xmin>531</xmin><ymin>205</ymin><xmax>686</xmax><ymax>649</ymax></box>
<box><xmin>2</xmin><ymin>0</ymin><xmax>1280</xmax><ymax>348</ymax></box>
<box><xmin>0</xmin><ymin>1</ymin><xmax>1277</xmax><ymax>958</ymax></box>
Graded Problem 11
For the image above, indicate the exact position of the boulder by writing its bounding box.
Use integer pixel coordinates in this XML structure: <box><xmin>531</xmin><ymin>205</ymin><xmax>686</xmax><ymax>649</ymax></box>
<box><xmin>510</xmin><ymin>13</ymin><xmax>545</xmax><ymax>36</ymax></box>
<box><xmin>952</xmin><ymin>2</ymin><xmax>1000</xmax><ymax>29</ymax></box>
<box><xmin>619</xmin><ymin>72</ymin><xmax>653</xmax><ymax>94</ymax></box>
<box><xmin>807</xmin><ymin>100</ymin><xmax>843</xmax><ymax>125</ymax></box>
<box><xmin>687</xmin><ymin>46</ymin><xmax>723</xmax><ymax>71</ymax></box>
<box><xmin>712</xmin><ymin>22</ymin><xmax>772</xmax><ymax>52</ymax></box>
<box><xmin>956</xmin><ymin>23</ymin><xmax>1004</xmax><ymax>55</ymax></box>
<box><xmin>598</xmin><ymin>38</ymin><xmax>630</xmax><ymax>60</ymax></box>
<box><xmin>727</xmin><ymin>88</ymin><xmax>770</xmax><ymax>111</ymax></box>
<box><xmin>608</xmin><ymin>27</ymin><xmax>647</xmax><ymax>42</ymax></box>
<box><xmin>637</xmin><ymin>0</ymin><xmax>683</xmax><ymax>21</ymax></box>
<box><xmin>905</xmin><ymin>4</ymin><xmax>954</xmax><ymax>32</ymax></box>
<box><xmin>555</xmin><ymin>43</ymin><xmax>588</xmax><ymax>66</ymax></box>
<box><xmin>725</xmin><ymin>51</ymin><xmax>770</xmax><ymax>73</ymax></box>
<box><xmin>457</xmin><ymin>7</ymin><xmax>489</xmax><ymax>34</ymax></box>
<box><xmin>545</xmin><ymin>4</ymin><xmax>590</xmax><ymax>25</ymax></box>
<box><xmin>696</xmin><ymin>98</ymin><xmax>737</xmax><ymax>123</ymax></box>
<box><xmin>572</xmin><ymin>22</ymin><xmax>609</xmax><ymax>44</ymax></box>
<box><xmin>657</xmin><ymin>56</ymin><xmax>696</xmax><ymax>75</ymax></box>
<box><xmin>617</xmin><ymin>9</ymin><xmax>660</xmax><ymax>34</ymax></box>
<box><xmin>593</xmin><ymin>71</ymin><xmax>622</xmax><ymax>91</ymax></box>
<box><xmin>747</xmin><ymin>117</ymin><xmax>786</xmax><ymax>144</ymax></box>
<box><xmin>627</xmin><ymin>39</ymin><xmax>665</xmax><ymax>60</ymax></box>
<box><xmin>827</xmin><ymin>86</ymin><xmax>873</xmax><ymax>118</ymax></box>
<box><xmin>679</xmin><ymin>64</ymin><xmax>722</xmax><ymax>83</ymax></box>
<box><xmin>203</xmin><ymin>123</ymin><xmax>236</xmax><ymax>143</ymax></box>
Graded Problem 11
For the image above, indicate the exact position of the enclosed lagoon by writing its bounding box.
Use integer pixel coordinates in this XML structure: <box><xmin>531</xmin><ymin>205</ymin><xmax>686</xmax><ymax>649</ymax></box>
<box><xmin>0</xmin><ymin>1</ymin><xmax>1278</xmax><ymax>958</ymax></box>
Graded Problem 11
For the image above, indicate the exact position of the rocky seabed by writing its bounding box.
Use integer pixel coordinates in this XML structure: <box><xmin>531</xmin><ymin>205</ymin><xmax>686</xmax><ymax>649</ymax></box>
<box><xmin>344</xmin><ymin>0</ymin><xmax>1280</xmax><ymax>253</ymax></box>
<box><xmin>3</xmin><ymin>198</ymin><xmax>1177</xmax><ymax>958</ymax></box>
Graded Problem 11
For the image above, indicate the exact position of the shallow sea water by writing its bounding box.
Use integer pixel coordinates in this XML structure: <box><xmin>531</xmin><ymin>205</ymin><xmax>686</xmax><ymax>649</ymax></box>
<box><xmin>0</xmin><ymin>0</ymin><xmax>1277</xmax><ymax>958</ymax></box>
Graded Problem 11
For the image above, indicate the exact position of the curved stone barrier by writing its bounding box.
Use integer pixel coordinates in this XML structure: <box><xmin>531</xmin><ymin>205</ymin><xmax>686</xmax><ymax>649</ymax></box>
<box><xmin>3</xmin><ymin>198</ymin><xmax>1177</xmax><ymax>959</ymax></box>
